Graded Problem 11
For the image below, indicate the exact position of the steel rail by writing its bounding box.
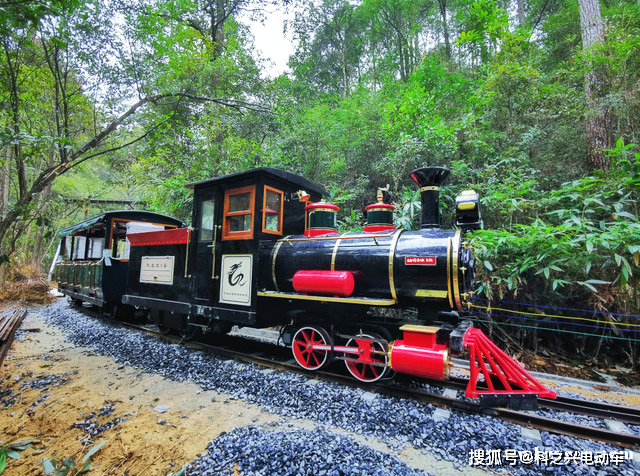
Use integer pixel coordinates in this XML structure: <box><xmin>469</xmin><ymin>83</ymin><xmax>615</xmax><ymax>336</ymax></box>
<box><xmin>539</xmin><ymin>395</ymin><xmax>640</xmax><ymax>427</ymax></box>
<box><xmin>402</xmin><ymin>384</ymin><xmax>640</xmax><ymax>449</ymax></box>
<box><xmin>485</xmin><ymin>407</ymin><xmax>640</xmax><ymax>449</ymax></box>
<box><xmin>447</xmin><ymin>375</ymin><xmax>640</xmax><ymax>428</ymax></box>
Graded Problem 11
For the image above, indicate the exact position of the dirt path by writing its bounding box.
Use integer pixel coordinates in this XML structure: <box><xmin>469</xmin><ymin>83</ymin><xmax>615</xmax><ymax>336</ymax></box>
<box><xmin>0</xmin><ymin>308</ymin><xmax>278</xmax><ymax>475</ymax></box>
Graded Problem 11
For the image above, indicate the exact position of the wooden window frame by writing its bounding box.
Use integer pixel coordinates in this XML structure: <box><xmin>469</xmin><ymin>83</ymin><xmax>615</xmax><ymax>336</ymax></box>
<box><xmin>222</xmin><ymin>185</ymin><xmax>256</xmax><ymax>240</ymax></box>
<box><xmin>262</xmin><ymin>186</ymin><xmax>284</xmax><ymax>235</ymax></box>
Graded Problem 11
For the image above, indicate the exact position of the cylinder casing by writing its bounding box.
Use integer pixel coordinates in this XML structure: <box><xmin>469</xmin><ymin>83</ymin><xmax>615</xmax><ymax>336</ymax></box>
<box><xmin>390</xmin><ymin>343</ymin><xmax>449</xmax><ymax>380</ymax></box>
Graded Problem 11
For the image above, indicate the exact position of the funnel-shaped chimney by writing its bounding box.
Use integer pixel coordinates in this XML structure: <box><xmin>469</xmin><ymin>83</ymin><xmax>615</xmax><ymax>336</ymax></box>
<box><xmin>410</xmin><ymin>166</ymin><xmax>450</xmax><ymax>228</ymax></box>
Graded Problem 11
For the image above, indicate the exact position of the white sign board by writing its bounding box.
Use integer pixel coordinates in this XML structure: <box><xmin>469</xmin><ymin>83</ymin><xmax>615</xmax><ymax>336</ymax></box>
<box><xmin>219</xmin><ymin>254</ymin><xmax>252</xmax><ymax>306</ymax></box>
<box><xmin>139</xmin><ymin>256</ymin><xmax>175</xmax><ymax>285</ymax></box>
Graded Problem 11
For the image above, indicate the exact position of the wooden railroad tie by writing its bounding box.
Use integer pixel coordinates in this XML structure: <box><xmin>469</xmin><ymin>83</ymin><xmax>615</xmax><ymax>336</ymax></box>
<box><xmin>0</xmin><ymin>308</ymin><xmax>28</xmax><ymax>370</ymax></box>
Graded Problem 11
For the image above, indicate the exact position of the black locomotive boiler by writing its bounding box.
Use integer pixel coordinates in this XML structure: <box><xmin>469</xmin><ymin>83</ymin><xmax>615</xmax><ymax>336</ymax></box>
<box><xmin>57</xmin><ymin>166</ymin><xmax>556</xmax><ymax>406</ymax></box>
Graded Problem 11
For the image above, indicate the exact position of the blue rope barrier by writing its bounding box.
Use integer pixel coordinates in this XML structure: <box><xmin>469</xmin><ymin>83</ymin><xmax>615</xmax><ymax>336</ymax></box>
<box><xmin>469</xmin><ymin>297</ymin><xmax>640</xmax><ymax>319</ymax></box>
<box><xmin>467</xmin><ymin>309</ymin><xmax>640</xmax><ymax>334</ymax></box>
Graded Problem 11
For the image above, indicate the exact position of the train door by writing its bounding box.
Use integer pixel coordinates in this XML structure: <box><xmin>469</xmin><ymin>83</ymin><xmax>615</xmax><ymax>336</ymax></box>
<box><xmin>215</xmin><ymin>185</ymin><xmax>257</xmax><ymax>310</ymax></box>
<box><xmin>193</xmin><ymin>192</ymin><xmax>221</xmax><ymax>303</ymax></box>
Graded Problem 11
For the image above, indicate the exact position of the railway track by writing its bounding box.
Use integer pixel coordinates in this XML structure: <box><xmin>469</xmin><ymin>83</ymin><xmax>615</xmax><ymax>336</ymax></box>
<box><xmin>540</xmin><ymin>394</ymin><xmax>640</xmax><ymax>427</ymax></box>
<box><xmin>64</xmin><ymin>300</ymin><xmax>640</xmax><ymax>451</ymax></box>
<box><xmin>106</xmin><ymin>317</ymin><xmax>640</xmax><ymax>451</ymax></box>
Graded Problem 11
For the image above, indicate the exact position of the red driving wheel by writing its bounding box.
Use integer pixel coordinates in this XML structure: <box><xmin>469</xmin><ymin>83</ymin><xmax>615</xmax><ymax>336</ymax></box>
<box><xmin>344</xmin><ymin>333</ymin><xmax>390</xmax><ymax>382</ymax></box>
<box><xmin>292</xmin><ymin>326</ymin><xmax>332</xmax><ymax>370</ymax></box>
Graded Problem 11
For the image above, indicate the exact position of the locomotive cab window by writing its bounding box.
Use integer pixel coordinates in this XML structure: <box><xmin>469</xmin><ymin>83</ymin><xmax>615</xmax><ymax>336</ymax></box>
<box><xmin>262</xmin><ymin>186</ymin><xmax>283</xmax><ymax>235</ymax></box>
<box><xmin>199</xmin><ymin>199</ymin><xmax>216</xmax><ymax>241</ymax></box>
<box><xmin>222</xmin><ymin>185</ymin><xmax>255</xmax><ymax>240</ymax></box>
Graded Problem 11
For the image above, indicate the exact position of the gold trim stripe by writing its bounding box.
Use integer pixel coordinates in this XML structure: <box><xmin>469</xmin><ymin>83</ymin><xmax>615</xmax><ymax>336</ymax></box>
<box><xmin>452</xmin><ymin>230</ymin><xmax>462</xmax><ymax>311</ymax></box>
<box><xmin>271</xmin><ymin>236</ymin><xmax>289</xmax><ymax>291</ymax></box>
<box><xmin>308</xmin><ymin>207</ymin><xmax>339</xmax><ymax>213</ymax></box>
<box><xmin>283</xmin><ymin>233</ymin><xmax>393</xmax><ymax>242</ymax></box>
<box><xmin>331</xmin><ymin>234</ymin><xmax>343</xmax><ymax>271</ymax></box>
<box><xmin>388</xmin><ymin>230</ymin><xmax>402</xmax><ymax>302</ymax></box>
<box><xmin>420</xmin><ymin>186</ymin><xmax>440</xmax><ymax>192</ymax></box>
<box><xmin>257</xmin><ymin>291</ymin><xmax>396</xmax><ymax>306</ymax></box>
<box><xmin>211</xmin><ymin>225</ymin><xmax>218</xmax><ymax>279</ymax></box>
<box><xmin>446</xmin><ymin>237</ymin><xmax>454</xmax><ymax>309</ymax></box>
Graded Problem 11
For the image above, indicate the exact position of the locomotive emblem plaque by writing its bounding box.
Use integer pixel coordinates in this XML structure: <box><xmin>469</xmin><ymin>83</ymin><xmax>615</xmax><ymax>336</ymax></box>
<box><xmin>139</xmin><ymin>256</ymin><xmax>175</xmax><ymax>285</ymax></box>
<box><xmin>220</xmin><ymin>254</ymin><xmax>252</xmax><ymax>306</ymax></box>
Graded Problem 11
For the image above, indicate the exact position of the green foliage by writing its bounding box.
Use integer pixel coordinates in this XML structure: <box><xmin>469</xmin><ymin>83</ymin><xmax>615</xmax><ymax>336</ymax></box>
<box><xmin>456</xmin><ymin>0</ymin><xmax>509</xmax><ymax>63</ymax></box>
<box><xmin>42</xmin><ymin>440</ymin><xmax>104</xmax><ymax>476</ymax></box>
<box><xmin>0</xmin><ymin>439</ymin><xmax>35</xmax><ymax>475</ymax></box>
<box><xmin>393</xmin><ymin>186</ymin><xmax>421</xmax><ymax>230</ymax></box>
<box><xmin>472</xmin><ymin>148</ymin><xmax>639</xmax><ymax>316</ymax></box>
<box><xmin>337</xmin><ymin>208</ymin><xmax>363</xmax><ymax>232</ymax></box>
<box><xmin>289</xmin><ymin>0</ymin><xmax>364</xmax><ymax>96</ymax></box>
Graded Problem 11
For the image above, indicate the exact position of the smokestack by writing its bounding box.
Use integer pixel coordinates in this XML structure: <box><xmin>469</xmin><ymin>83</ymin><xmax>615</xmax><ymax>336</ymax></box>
<box><xmin>410</xmin><ymin>166</ymin><xmax>450</xmax><ymax>228</ymax></box>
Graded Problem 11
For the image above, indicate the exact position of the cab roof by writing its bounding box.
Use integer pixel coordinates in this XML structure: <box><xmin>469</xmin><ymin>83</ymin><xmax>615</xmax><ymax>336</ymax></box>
<box><xmin>186</xmin><ymin>167</ymin><xmax>327</xmax><ymax>196</ymax></box>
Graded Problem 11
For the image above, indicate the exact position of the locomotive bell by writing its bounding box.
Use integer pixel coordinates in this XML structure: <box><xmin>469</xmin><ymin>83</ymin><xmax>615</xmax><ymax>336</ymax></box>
<box><xmin>410</xmin><ymin>166</ymin><xmax>450</xmax><ymax>229</ymax></box>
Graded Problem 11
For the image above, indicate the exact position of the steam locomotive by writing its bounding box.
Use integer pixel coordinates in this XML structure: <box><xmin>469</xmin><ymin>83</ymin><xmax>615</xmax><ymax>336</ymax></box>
<box><xmin>54</xmin><ymin>166</ymin><xmax>556</xmax><ymax>407</ymax></box>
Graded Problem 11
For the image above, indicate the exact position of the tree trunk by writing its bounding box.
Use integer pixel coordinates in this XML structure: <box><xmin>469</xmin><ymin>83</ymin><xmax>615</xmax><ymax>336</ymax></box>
<box><xmin>30</xmin><ymin>183</ymin><xmax>52</xmax><ymax>272</ymax></box>
<box><xmin>516</xmin><ymin>0</ymin><xmax>526</xmax><ymax>27</ymax></box>
<box><xmin>579</xmin><ymin>0</ymin><xmax>614</xmax><ymax>171</ymax></box>
<box><xmin>397</xmin><ymin>34</ymin><xmax>406</xmax><ymax>81</ymax></box>
<box><xmin>22</xmin><ymin>223</ymin><xmax>33</xmax><ymax>263</ymax></box>
<box><xmin>0</xmin><ymin>148</ymin><xmax>10</xmax><ymax>219</ymax></box>
<box><xmin>211</xmin><ymin>0</ymin><xmax>226</xmax><ymax>60</ymax></box>
<box><xmin>438</xmin><ymin>0</ymin><xmax>451</xmax><ymax>59</ymax></box>
<box><xmin>342</xmin><ymin>44</ymin><xmax>349</xmax><ymax>96</ymax></box>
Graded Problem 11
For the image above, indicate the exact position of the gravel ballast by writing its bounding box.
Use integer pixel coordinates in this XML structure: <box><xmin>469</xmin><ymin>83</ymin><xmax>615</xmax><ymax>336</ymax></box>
<box><xmin>33</xmin><ymin>300</ymin><xmax>639</xmax><ymax>475</ymax></box>
<box><xmin>186</xmin><ymin>426</ymin><xmax>430</xmax><ymax>476</ymax></box>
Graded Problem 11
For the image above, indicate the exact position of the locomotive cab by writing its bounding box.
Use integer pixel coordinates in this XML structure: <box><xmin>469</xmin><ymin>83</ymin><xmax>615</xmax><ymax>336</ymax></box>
<box><xmin>123</xmin><ymin>168</ymin><xmax>327</xmax><ymax>332</ymax></box>
<box><xmin>187</xmin><ymin>168</ymin><xmax>327</xmax><ymax>326</ymax></box>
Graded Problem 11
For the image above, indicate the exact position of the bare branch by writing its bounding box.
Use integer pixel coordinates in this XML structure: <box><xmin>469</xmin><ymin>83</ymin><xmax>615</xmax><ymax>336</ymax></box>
<box><xmin>29</xmin><ymin>91</ymin><xmax>271</xmax><ymax>195</ymax></box>
<box><xmin>71</xmin><ymin>119</ymin><xmax>168</xmax><ymax>169</ymax></box>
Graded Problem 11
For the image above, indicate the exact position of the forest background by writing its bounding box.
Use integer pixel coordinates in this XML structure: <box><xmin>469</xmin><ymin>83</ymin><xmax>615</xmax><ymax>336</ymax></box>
<box><xmin>1</xmin><ymin>0</ymin><xmax>639</xmax><ymax>369</ymax></box>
